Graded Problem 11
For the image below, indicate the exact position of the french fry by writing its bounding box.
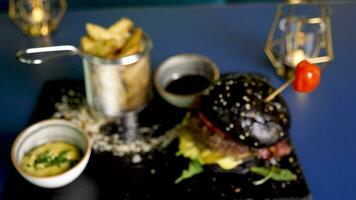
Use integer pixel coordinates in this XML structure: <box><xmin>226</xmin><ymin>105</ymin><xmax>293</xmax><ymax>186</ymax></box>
<box><xmin>86</xmin><ymin>23</ymin><xmax>128</xmax><ymax>53</ymax></box>
<box><xmin>109</xmin><ymin>18</ymin><xmax>133</xmax><ymax>45</ymax></box>
<box><xmin>82</xmin><ymin>18</ymin><xmax>142</xmax><ymax>59</ymax></box>
<box><xmin>93</xmin><ymin>40</ymin><xmax>119</xmax><ymax>58</ymax></box>
<box><xmin>122</xmin><ymin>56</ymin><xmax>149</xmax><ymax>85</ymax></box>
<box><xmin>80</xmin><ymin>36</ymin><xmax>95</xmax><ymax>54</ymax></box>
<box><xmin>81</xmin><ymin>36</ymin><xmax>121</xmax><ymax>58</ymax></box>
<box><xmin>86</xmin><ymin>23</ymin><xmax>113</xmax><ymax>41</ymax></box>
<box><xmin>118</xmin><ymin>28</ymin><xmax>143</xmax><ymax>57</ymax></box>
<box><xmin>108</xmin><ymin>18</ymin><xmax>133</xmax><ymax>36</ymax></box>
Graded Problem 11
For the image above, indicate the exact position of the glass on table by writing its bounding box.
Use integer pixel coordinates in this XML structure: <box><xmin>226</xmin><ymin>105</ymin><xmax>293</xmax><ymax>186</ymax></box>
<box><xmin>9</xmin><ymin>0</ymin><xmax>67</xmax><ymax>37</ymax></box>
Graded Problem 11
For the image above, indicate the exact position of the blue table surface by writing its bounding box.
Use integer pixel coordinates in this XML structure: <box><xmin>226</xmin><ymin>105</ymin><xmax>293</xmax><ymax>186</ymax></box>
<box><xmin>1</xmin><ymin>2</ymin><xmax>356</xmax><ymax>199</ymax></box>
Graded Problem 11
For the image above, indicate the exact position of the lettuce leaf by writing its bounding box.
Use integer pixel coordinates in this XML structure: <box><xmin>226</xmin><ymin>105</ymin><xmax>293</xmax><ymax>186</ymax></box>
<box><xmin>251</xmin><ymin>166</ymin><xmax>297</xmax><ymax>185</ymax></box>
<box><xmin>175</xmin><ymin>160</ymin><xmax>203</xmax><ymax>184</ymax></box>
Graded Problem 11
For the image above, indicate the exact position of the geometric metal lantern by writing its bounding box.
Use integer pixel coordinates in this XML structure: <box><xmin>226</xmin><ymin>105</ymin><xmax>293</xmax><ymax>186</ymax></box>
<box><xmin>265</xmin><ymin>0</ymin><xmax>333</xmax><ymax>79</ymax></box>
<box><xmin>9</xmin><ymin>0</ymin><xmax>67</xmax><ymax>37</ymax></box>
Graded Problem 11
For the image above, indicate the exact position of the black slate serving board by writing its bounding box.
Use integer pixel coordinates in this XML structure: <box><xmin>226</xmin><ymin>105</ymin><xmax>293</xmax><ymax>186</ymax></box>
<box><xmin>2</xmin><ymin>80</ymin><xmax>311</xmax><ymax>200</ymax></box>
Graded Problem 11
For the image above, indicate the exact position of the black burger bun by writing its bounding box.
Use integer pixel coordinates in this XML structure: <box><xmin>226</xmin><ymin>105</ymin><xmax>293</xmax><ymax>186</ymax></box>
<box><xmin>200</xmin><ymin>73</ymin><xmax>290</xmax><ymax>148</ymax></box>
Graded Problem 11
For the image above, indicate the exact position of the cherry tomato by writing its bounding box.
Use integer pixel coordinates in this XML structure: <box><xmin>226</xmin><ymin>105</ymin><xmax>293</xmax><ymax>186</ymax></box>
<box><xmin>293</xmin><ymin>60</ymin><xmax>321</xmax><ymax>93</ymax></box>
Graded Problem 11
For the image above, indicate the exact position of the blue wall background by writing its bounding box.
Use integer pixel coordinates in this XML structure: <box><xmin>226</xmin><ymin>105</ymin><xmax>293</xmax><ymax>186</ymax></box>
<box><xmin>1</xmin><ymin>0</ymin><xmax>281</xmax><ymax>12</ymax></box>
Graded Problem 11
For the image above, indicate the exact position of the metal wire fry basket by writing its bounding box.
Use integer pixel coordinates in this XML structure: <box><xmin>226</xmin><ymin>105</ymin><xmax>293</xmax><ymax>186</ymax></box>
<box><xmin>82</xmin><ymin>34</ymin><xmax>152</xmax><ymax>119</ymax></box>
<box><xmin>16</xmin><ymin>33</ymin><xmax>153</xmax><ymax>119</ymax></box>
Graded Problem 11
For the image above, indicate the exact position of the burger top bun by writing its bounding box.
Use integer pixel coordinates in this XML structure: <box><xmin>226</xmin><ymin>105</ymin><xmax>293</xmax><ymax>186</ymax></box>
<box><xmin>200</xmin><ymin>74</ymin><xmax>290</xmax><ymax>148</ymax></box>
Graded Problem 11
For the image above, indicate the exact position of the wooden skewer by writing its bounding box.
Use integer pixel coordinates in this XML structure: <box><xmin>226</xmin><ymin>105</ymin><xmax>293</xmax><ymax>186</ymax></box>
<box><xmin>264</xmin><ymin>77</ymin><xmax>295</xmax><ymax>103</ymax></box>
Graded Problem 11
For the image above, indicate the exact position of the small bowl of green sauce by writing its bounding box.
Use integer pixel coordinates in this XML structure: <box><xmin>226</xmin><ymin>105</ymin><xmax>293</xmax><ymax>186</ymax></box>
<box><xmin>11</xmin><ymin>119</ymin><xmax>91</xmax><ymax>188</ymax></box>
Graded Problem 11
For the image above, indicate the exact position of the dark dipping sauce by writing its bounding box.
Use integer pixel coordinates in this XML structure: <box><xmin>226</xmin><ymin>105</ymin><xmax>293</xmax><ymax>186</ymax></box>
<box><xmin>165</xmin><ymin>75</ymin><xmax>210</xmax><ymax>95</ymax></box>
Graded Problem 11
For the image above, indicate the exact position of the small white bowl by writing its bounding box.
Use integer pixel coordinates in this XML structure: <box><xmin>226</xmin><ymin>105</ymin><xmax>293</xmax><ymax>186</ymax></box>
<box><xmin>11</xmin><ymin>119</ymin><xmax>92</xmax><ymax>188</ymax></box>
<box><xmin>154</xmin><ymin>54</ymin><xmax>220</xmax><ymax>108</ymax></box>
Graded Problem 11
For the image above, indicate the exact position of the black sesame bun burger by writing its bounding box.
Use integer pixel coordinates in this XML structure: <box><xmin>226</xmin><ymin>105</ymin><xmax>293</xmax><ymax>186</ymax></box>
<box><xmin>200</xmin><ymin>73</ymin><xmax>290</xmax><ymax>148</ymax></box>
<box><xmin>174</xmin><ymin>73</ymin><xmax>293</xmax><ymax>183</ymax></box>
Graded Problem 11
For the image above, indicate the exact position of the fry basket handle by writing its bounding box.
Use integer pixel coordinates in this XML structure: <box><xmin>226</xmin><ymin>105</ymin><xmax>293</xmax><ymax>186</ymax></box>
<box><xmin>16</xmin><ymin>45</ymin><xmax>80</xmax><ymax>64</ymax></box>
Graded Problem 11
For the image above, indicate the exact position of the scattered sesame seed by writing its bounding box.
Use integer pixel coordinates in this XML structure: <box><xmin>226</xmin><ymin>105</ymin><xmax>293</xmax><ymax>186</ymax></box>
<box><xmin>132</xmin><ymin>154</ymin><xmax>142</xmax><ymax>163</ymax></box>
<box><xmin>52</xmin><ymin>93</ymin><xmax>177</xmax><ymax>158</ymax></box>
<box><xmin>246</xmin><ymin>89</ymin><xmax>252</xmax><ymax>94</ymax></box>
<box><xmin>281</xmin><ymin>182</ymin><xmax>286</xmax><ymax>188</ymax></box>
<box><xmin>268</xmin><ymin>105</ymin><xmax>274</xmax><ymax>111</ymax></box>
<box><xmin>256</xmin><ymin>93</ymin><xmax>262</xmax><ymax>100</ymax></box>
<box><xmin>61</xmin><ymin>96</ymin><xmax>68</xmax><ymax>102</ymax></box>
<box><xmin>234</xmin><ymin>187</ymin><xmax>241</xmax><ymax>193</ymax></box>
<box><xmin>68</xmin><ymin>90</ymin><xmax>75</xmax><ymax>96</ymax></box>
<box><xmin>243</xmin><ymin>96</ymin><xmax>250</xmax><ymax>102</ymax></box>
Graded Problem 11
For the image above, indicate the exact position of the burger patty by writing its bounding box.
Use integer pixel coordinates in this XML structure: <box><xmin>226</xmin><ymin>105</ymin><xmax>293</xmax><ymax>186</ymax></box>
<box><xmin>180</xmin><ymin>112</ymin><xmax>292</xmax><ymax>160</ymax></box>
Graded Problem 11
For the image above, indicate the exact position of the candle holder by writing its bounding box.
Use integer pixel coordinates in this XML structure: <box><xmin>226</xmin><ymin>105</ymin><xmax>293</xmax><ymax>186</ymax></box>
<box><xmin>9</xmin><ymin>0</ymin><xmax>67</xmax><ymax>37</ymax></box>
<box><xmin>264</xmin><ymin>0</ymin><xmax>333</xmax><ymax>79</ymax></box>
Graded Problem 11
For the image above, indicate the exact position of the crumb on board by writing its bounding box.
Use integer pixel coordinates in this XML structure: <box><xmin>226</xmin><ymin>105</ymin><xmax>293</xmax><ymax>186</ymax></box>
<box><xmin>52</xmin><ymin>92</ymin><xmax>178</xmax><ymax>160</ymax></box>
